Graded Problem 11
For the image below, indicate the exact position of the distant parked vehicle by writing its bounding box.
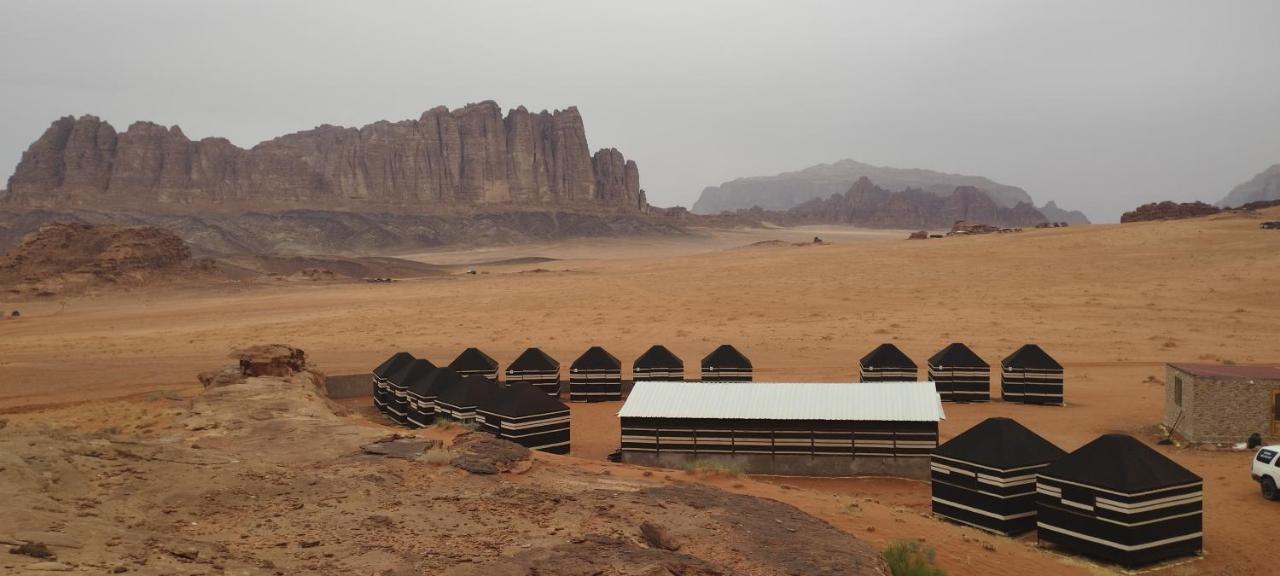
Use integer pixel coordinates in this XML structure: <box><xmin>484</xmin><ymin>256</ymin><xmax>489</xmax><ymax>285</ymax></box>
<box><xmin>1252</xmin><ymin>445</ymin><xmax>1280</xmax><ymax>500</ymax></box>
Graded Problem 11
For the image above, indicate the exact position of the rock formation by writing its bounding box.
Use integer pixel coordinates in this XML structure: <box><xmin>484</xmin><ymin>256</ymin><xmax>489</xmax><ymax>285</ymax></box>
<box><xmin>1219</xmin><ymin>163</ymin><xmax>1280</xmax><ymax>207</ymax></box>
<box><xmin>2</xmin><ymin>102</ymin><xmax>645</xmax><ymax>213</ymax></box>
<box><xmin>786</xmin><ymin>177</ymin><xmax>1048</xmax><ymax>229</ymax></box>
<box><xmin>1038</xmin><ymin>200</ymin><xmax>1091</xmax><ymax>225</ymax></box>
<box><xmin>1120</xmin><ymin>201</ymin><xmax>1222</xmax><ymax>223</ymax></box>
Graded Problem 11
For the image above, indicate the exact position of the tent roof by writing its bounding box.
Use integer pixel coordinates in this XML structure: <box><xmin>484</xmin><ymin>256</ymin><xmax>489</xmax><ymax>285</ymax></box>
<box><xmin>373</xmin><ymin>351</ymin><xmax>415</xmax><ymax>378</ymax></box>
<box><xmin>572</xmin><ymin>346</ymin><xmax>621</xmax><ymax>371</ymax></box>
<box><xmin>409</xmin><ymin>366</ymin><xmax>462</xmax><ymax>396</ymax></box>
<box><xmin>507</xmin><ymin>347</ymin><xmax>559</xmax><ymax>372</ymax></box>
<box><xmin>479</xmin><ymin>381</ymin><xmax>569</xmax><ymax>417</ymax></box>
<box><xmin>701</xmin><ymin>344</ymin><xmax>752</xmax><ymax>370</ymax></box>
<box><xmin>437</xmin><ymin>374</ymin><xmax>501</xmax><ymax>407</ymax></box>
<box><xmin>449</xmin><ymin>347</ymin><xmax>498</xmax><ymax>372</ymax></box>
<box><xmin>1001</xmin><ymin>344</ymin><xmax>1062</xmax><ymax>370</ymax></box>
<box><xmin>389</xmin><ymin>358</ymin><xmax>436</xmax><ymax>386</ymax></box>
<box><xmin>933</xmin><ymin>417</ymin><xmax>1065</xmax><ymax>469</ymax></box>
<box><xmin>619</xmin><ymin>381</ymin><xmax>945</xmax><ymax>422</ymax></box>
<box><xmin>860</xmin><ymin>343</ymin><xmax>917</xmax><ymax>369</ymax></box>
<box><xmin>928</xmin><ymin>343</ymin><xmax>989</xmax><ymax>368</ymax></box>
<box><xmin>634</xmin><ymin>345</ymin><xmax>684</xmax><ymax>370</ymax></box>
<box><xmin>1041</xmin><ymin>434</ymin><xmax>1202</xmax><ymax>493</ymax></box>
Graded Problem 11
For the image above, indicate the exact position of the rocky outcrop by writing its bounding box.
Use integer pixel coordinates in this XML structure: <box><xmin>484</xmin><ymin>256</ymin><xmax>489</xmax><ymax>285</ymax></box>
<box><xmin>1120</xmin><ymin>201</ymin><xmax>1222</xmax><ymax>223</ymax></box>
<box><xmin>3</xmin><ymin>102</ymin><xmax>645</xmax><ymax>213</ymax></box>
<box><xmin>1219</xmin><ymin>163</ymin><xmax>1280</xmax><ymax>207</ymax></box>
<box><xmin>787</xmin><ymin>177</ymin><xmax>1048</xmax><ymax>229</ymax></box>
<box><xmin>1038</xmin><ymin>201</ymin><xmax>1091</xmax><ymax>225</ymax></box>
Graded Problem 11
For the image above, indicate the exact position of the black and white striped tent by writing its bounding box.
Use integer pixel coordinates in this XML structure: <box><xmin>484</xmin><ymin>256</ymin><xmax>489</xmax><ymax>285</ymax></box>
<box><xmin>928</xmin><ymin>343</ymin><xmax>991</xmax><ymax>402</ymax></box>
<box><xmin>931</xmin><ymin>417</ymin><xmax>1066</xmax><ymax>535</ymax></box>
<box><xmin>405</xmin><ymin>367</ymin><xmax>462</xmax><ymax>428</ymax></box>
<box><xmin>435</xmin><ymin>374</ymin><xmax>500</xmax><ymax>423</ymax></box>
<box><xmin>505</xmin><ymin>348</ymin><xmax>561</xmax><ymax>396</ymax></box>
<box><xmin>1037</xmin><ymin>434</ymin><xmax>1203</xmax><ymax>568</ymax></box>
<box><xmin>1001</xmin><ymin>344</ymin><xmax>1064</xmax><ymax>405</ymax></box>
<box><xmin>569</xmin><ymin>346</ymin><xmax>622</xmax><ymax>402</ymax></box>
<box><xmin>701</xmin><ymin>344</ymin><xmax>752</xmax><ymax>381</ymax></box>
<box><xmin>859</xmin><ymin>344</ymin><xmax>917</xmax><ymax>382</ymax></box>
<box><xmin>385</xmin><ymin>358</ymin><xmax>436</xmax><ymax>425</ymax></box>
<box><xmin>633</xmin><ymin>345</ymin><xmax>684</xmax><ymax>382</ymax></box>
<box><xmin>448</xmin><ymin>347</ymin><xmax>500</xmax><ymax>381</ymax></box>
<box><xmin>477</xmin><ymin>381</ymin><xmax>571</xmax><ymax>454</ymax></box>
<box><xmin>372</xmin><ymin>352</ymin><xmax>414</xmax><ymax>415</ymax></box>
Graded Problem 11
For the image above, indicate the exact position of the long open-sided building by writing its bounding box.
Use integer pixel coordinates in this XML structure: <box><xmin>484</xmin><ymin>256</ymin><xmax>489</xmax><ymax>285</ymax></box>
<box><xmin>619</xmin><ymin>381</ymin><xmax>944</xmax><ymax>477</ymax></box>
<box><xmin>477</xmin><ymin>381</ymin><xmax>571</xmax><ymax>454</ymax></box>
<box><xmin>405</xmin><ymin>367</ymin><xmax>462</xmax><ymax>428</ymax></box>
<box><xmin>928</xmin><ymin>343</ymin><xmax>991</xmax><ymax>402</ymax></box>
<box><xmin>384</xmin><ymin>358</ymin><xmax>436</xmax><ymax>426</ymax></box>
<box><xmin>448</xmin><ymin>347</ymin><xmax>500</xmax><ymax>381</ymax></box>
<box><xmin>859</xmin><ymin>344</ymin><xmax>918</xmax><ymax>382</ymax></box>
<box><xmin>435</xmin><ymin>375</ymin><xmax>500</xmax><ymax>424</ymax></box>
<box><xmin>931</xmin><ymin>417</ymin><xmax>1066</xmax><ymax>535</ymax></box>
<box><xmin>1001</xmin><ymin>344</ymin><xmax>1064</xmax><ymax>405</ymax></box>
<box><xmin>569</xmin><ymin>346</ymin><xmax>622</xmax><ymax>402</ymax></box>
<box><xmin>372</xmin><ymin>352</ymin><xmax>414</xmax><ymax>415</ymax></box>
<box><xmin>1037</xmin><ymin>434</ymin><xmax>1203</xmax><ymax>568</ymax></box>
<box><xmin>505</xmin><ymin>347</ymin><xmax>561</xmax><ymax>396</ymax></box>
<box><xmin>701</xmin><ymin>344</ymin><xmax>752</xmax><ymax>381</ymax></box>
<box><xmin>633</xmin><ymin>345</ymin><xmax>684</xmax><ymax>382</ymax></box>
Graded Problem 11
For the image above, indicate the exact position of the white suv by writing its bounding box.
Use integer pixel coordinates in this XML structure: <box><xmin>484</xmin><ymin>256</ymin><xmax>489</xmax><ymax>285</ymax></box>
<box><xmin>1252</xmin><ymin>446</ymin><xmax>1280</xmax><ymax>500</ymax></box>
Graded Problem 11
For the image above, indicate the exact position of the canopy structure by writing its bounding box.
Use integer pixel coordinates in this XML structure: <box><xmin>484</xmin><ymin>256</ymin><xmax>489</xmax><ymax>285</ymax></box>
<box><xmin>930</xmin><ymin>417</ymin><xmax>1065</xmax><ymax>535</ymax></box>
<box><xmin>1001</xmin><ymin>344</ymin><xmax>1064</xmax><ymax>405</ymax></box>
<box><xmin>385</xmin><ymin>358</ymin><xmax>436</xmax><ymax>426</ymax></box>
<box><xmin>372</xmin><ymin>352</ymin><xmax>415</xmax><ymax>414</ymax></box>
<box><xmin>1037</xmin><ymin>434</ymin><xmax>1203</xmax><ymax>568</ymax></box>
<box><xmin>700</xmin><ymin>344</ymin><xmax>752</xmax><ymax>381</ymax></box>
<box><xmin>858</xmin><ymin>344</ymin><xmax>917</xmax><ymax>382</ymax></box>
<box><xmin>406</xmin><ymin>367</ymin><xmax>462</xmax><ymax>428</ymax></box>
<box><xmin>569</xmin><ymin>346</ymin><xmax>622</xmax><ymax>402</ymax></box>
<box><xmin>435</xmin><ymin>375</ymin><xmax>500</xmax><ymax>423</ymax></box>
<box><xmin>478</xmin><ymin>381</ymin><xmax>571</xmax><ymax>454</ymax></box>
<box><xmin>928</xmin><ymin>343</ymin><xmax>991</xmax><ymax>402</ymax></box>
<box><xmin>505</xmin><ymin>348</ymin><xmax>561</xmax><ymax>396</ymax></box>
<box><xmin>448</xmin><ymin>347</ymin><xmax>500</xmax><ymax>381</ymax></box>
<box><xmin>633</xmin><ymin>345</ymin><xmax>684</xmax><ymax>382</ymax></box>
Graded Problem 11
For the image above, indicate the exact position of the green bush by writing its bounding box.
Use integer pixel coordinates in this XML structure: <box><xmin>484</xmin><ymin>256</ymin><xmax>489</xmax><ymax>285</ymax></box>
<box><xmin>883</xmin><ymin>540</ymin><xmax>945</xmax><ymax>576</ymax></box>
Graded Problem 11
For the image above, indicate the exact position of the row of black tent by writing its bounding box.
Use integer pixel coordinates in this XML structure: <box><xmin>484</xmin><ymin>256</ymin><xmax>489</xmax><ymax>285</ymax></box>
<box><xmin>862</xmin><ymin>343</ymin><xmax>1065</xmax><ymax>405</ymax></box>
<box><xmin>931</xmin><ymin>418</ymin><xmax>1202</xmax><ymax>568</ymax></box>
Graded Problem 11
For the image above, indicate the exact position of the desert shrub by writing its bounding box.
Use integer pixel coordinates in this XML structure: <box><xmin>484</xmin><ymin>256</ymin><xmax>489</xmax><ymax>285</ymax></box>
<box><xmin>420</xmin><ymin>447</ymin><xmax>453</xmax><ymax>465</ymax></box>
<box><xmin>681</xmin><ymin>459</ymin><xmax>743</xmax><ymax>477</ymax></box>
<box><xmin>883</xmin><ymin>540</ymin><xmax>945</xmax><ymax>576</ymax></box>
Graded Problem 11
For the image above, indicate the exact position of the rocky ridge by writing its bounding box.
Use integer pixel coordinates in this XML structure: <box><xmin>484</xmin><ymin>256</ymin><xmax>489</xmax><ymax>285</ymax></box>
<box><xmin>1219</xmin><ymin>163</ymin><xmax>1280</xmax><ymax>207</ymax></box>
<box><xmin>785</xmin><ymin>177</ymin><xmax>1049</xmax><ymax>229</ymax></box>
<box><xmin>1120</xmin><ymin>201</ymin><xmax>1223</xmax><ymax>223</ymax></box>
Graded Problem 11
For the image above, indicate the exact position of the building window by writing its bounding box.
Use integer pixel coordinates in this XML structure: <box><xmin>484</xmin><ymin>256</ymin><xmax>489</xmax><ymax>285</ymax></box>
<box><xmin>1173</xmin><ymin>376</ymin><xmax>1183</xmax><ymax>407</ymax></box>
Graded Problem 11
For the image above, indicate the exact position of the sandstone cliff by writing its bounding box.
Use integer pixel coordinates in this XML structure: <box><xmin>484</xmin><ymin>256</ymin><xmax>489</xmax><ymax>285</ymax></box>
<box><xmin>1038</xmin><ymin>201</ymin><xmax>1091</xmax><ymax>225</ymax></box>
<box><xmin>2</xmin><ymin>102</ymin><xmax>646</xmax><ymax>213</ymax></box>
<box><xmin>1120</xmin><ymin>201</ymin><xmax>1222</xmax><ymax>223</ymax></box>
<box><xmin>786</xmin><ymin>177</ymin><xmax>1048</xmax><ymax>229</ymax></box>
<box><xmin>1218</xmin><ymin>163</ymin><xmax>1280</xmax><ymax>207</ymax></box>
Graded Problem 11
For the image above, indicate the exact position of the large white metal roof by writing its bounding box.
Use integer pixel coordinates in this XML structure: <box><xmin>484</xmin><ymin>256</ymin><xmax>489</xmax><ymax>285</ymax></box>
<box><xmin>617</xmin><ymin>381</ymin><xmax>945</xmax><ymax>422</ymax></box>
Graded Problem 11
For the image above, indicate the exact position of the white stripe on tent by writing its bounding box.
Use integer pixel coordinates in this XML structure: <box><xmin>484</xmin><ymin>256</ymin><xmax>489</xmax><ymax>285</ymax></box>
<box><xmin>932</xmin><ymin>497</ymin><xmax>1037</xmax><ymax>521</ymax></box>
<box><xmin>1038</xmin><ymin>475</ymin><xmax>1203</xmax><ymax>498</ymax></box>
<box><xmin>1037</xmin><ymin>522</ymin><xmax>1202</xmax><ymax>551</ymax></box>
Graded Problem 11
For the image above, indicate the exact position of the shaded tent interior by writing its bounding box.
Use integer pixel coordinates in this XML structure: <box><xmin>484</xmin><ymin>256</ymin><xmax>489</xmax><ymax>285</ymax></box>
<box><xmin>928</xmin><ymin>343</ymin><xmax>991</xmax><ymax>402</ymax></box>
<box><xmin>372</xmin><ymin>351</ymin><xmax>414</xmax><ymax>415</ymax></box>
<box><xmin>701</xmin><ymin>344</ymin><xmax>753</xmax><ymax>381</ymax></box>
<box><xmin>633</xmin><ymin>345</ymin><xmax>684</xmax><ymax>381</ymax></box>
<box><xmin>448</xmin><ymin>347</ymin><xmax>500</xmax><ymax>381</ymax></box>
<box><xmin>435</xmin><ymin>374</ymin><xmax>501</xmax><ymax>423</ymax></box>
<box><xmin>859</xmin><ymin>343</ymin><xmax>918</xmax><ymax>382</ymax></box>
<box><xmin>505</xmin><ymin>347</ymin><xmax>561</xmax><ymax>396</ymax></box>
<box><xmin>478</xmin><ymin>381</ymin><xmax>571</xmax><ymax>454</ymax></box>
<box><xmin>1002</xmin><ymin>344</ymin><xmax>1064</xmax><ymax>405</ymax></box>
<box><xmin>569</xmin><ymin>346</ymin><xmax>622</xmax><ymax>402</ymax></box>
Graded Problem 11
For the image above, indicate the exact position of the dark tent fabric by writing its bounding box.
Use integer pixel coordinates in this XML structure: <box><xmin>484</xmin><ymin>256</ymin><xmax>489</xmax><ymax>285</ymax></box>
<box><xmin>572</xmin><ymin>346</ymin><xmax>621</xmax><ymax>371</ymax></box>
<box><xmin>372</xmin><ymin>352</ymin><xmax>415</xmax><ymax>413</ymax></box>
<box><xmin>1001</xmin><ymin>344</ymin><xmax>1064</xmax><ymax>405</ymax></box>
<box><xmin>933</xmin><ymin>417</ymin><xmax>1065</xmax><ymax>469</ymax></box>
<box><xmin>928</xmin><ymin>343</ymin><xmax>989</xmax><ymax>368</ymax></box>
<box><xmin>1001</xmin><ymin>344</ymin><xmax>1062</xmax><ymax>371</ymax></box>
<box><xmin>928</xmin><ymin>343</ymin><xmax>991</xmax><ymax>402</ymax></box>
<box><xmin>406</xmin><ymin>367</ymin><xmax>462</xmax><ymax>428</ymax></box>
<box><xmin>505</xmin><ymin>348</ymin><xmax>561</xmax><ymax>395</ymax></box>
<box><xmin>477</xmin><ymin>381</ymin><xmax>571</xmax><ymax>454</ymax></box>
<box><xmin>633</xmin><ymin>345</ymin><xmax>684</xmax><ymax>381</ymax></box>
<box><xmin>1037</xmin><ymin>434</ymin><xmax>1203</xmax><ymax>567</ymax></box>
<box><xmin>435</xmin><ymin>375</ymin><xmax>500</xmax><ymax>422</ymax></box>
<box><xmin>858</xmin><ymin>344</ymin><xmax>917</xmax><ymax>382</ymax></box>
<box><xmin>385</xmin><ymin>359</ymin><xmax>436</xmax><ymax>425</ymax></box>
<box><xmin>569</xmin><ymin>346</ymin><xmax>622</xmax><ymax>402</ymax></box>
<box><xmin>448</xmin><ymin>347</ymin><xmax>500</xmax><ymax>380</ymax></box>
<box><xmin>701</xmin><ymin>344</ymin><xmax>752</xmax><ymax>381</ymax></box>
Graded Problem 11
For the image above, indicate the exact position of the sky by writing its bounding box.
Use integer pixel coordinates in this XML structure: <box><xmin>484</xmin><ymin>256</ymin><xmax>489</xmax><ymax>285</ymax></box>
<box><xmin>1</xmin><ymin>1</ymin><xmax>1278</xmax><ymax>222</ymax></box>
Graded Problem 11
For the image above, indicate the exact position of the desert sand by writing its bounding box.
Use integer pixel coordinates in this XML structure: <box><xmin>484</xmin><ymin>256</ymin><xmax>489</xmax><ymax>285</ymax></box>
<box><xmin>2</xmin><ymin>209</ymin><xmax>1278</xmax><ymax>575</ymax></box>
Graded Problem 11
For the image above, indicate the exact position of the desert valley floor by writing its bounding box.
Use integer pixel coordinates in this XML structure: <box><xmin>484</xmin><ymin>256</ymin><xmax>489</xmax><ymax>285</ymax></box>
<box><xmin>2</xmin><ymin>211</ymin><xmax>1278</xmax><ymax>575</ymax></box>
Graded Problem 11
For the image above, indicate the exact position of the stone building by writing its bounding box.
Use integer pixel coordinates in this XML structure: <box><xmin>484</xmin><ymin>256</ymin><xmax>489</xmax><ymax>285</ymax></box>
<box><xmin>1163</xmin><ymin>363</ymin><xmax>1280</xmax><ymax>445</ymax></box>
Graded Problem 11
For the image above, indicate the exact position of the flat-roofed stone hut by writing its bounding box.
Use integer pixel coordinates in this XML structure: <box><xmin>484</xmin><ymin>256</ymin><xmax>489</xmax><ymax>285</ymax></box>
<box><xmin>619</xmin><ymin>381</ymin><xmax>945</xmax><ymax>477</ymax></box>
<box><xmin>928</xmin><ymin>343</ymin><xmax>991</xmax><ymax>402</ymax></box>
<box><xmin>1163</xmin><ymin>363</ymin><xmax>1280</xmax><ymax>445</ymax></box>
<box><xmin>505</xmin><ymin>347</ymin><xmax>561</xmax><ymax>396</ymax></box>
<box><xmin>1037</xmin><ymin>434</ymin><xmax>1203</xmax><ymax>568</ymax></box>
<box><xmin>448</xmin><ymin>347</ymin><xmax>500</xmax><ymax>381</ymax></box>
<box><xmin>372</xmin><ymin>352</ymin><xmax>414</xmax><ymax>415</ymax></box>
<box><xmin>859</xmin><ymin>344</ymin><xmax>917</xmax><ymax>382</ymax></box>
<box><xmin>931</xmin><ymin>417</ymin><xmax>1066</xmax><ymax>535</ymax></box>
<box><xmin>385</xmin><ymin>358</ymin><xmax>436</xmax><ymax>425</ymax></box>
<box><xmin>478</xmin><ymin>381</ymin><xmax>571</xmax><ymax>454</ymax></box>
<box><xmin>701</xmin><ymin>344</ymin><xmax>752</xmax><ymax>381</ymax></box>
<box><xmin>633</xmin><ymin>345</ymin><xmax>684</xmax><ymax>382</ymax></box>
<box><xmin>569</xmin><ymin>346</ymin><xmax>622</xmax><ymax>402</ymax></box>
<box><xmin>436</xmin><ymin>375</ymin><xmax>500</xmax><ymax>424</ymax></box>
<box><xmin>1001</xmin><ymin>344</ymin><xmax>1064</xmax><ymax>405</ymax></box>
<box><xmin>406</xmin><ymin>367</ymin><xmax>461</xmax><ymax>428</ymax></box>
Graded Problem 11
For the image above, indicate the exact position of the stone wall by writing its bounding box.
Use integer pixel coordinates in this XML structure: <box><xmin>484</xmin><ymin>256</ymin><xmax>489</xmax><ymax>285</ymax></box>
<box><xmin>1165</xmin><ymin>366</ymin><xmax>1280</xmax><ymax>444</ymax></box>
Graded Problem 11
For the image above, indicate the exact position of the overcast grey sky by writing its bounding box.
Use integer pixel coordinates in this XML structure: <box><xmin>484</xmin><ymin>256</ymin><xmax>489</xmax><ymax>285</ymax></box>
<box><xmin>2</xmin><ymin>1</ymin><xmax>1278</xmax><ymax>221</ymax></box>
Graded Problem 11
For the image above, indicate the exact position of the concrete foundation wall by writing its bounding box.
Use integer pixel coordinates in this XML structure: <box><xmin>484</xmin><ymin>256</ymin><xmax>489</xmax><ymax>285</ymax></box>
<box><xmin>325</xmin><ymin>374</ymin><xmax>374</xmax><ymax>399</ymax></box>
<box><xmin>621</xmin><ymin>451</ymin><xmax>931</xmax><ymax>479</ymax></box>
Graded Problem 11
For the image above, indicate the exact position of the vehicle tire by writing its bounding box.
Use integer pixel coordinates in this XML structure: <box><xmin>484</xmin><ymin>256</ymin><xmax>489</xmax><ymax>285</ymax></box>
<box><xmin>1263</xmin><ymin>477</ymin><xmax>1278</xmax><ymax>501</ymax></box>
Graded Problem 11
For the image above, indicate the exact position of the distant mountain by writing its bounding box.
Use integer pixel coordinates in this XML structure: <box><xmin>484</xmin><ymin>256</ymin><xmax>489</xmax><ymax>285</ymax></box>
<box><xmin>1038</xmin><ymin>201</ymin><xmax>1091</xmax><ymax>225</ymax></box>
<box><xmin>1218</xmin><ymin>163</ymin><xmax>1280</xmax><ymax>207</ymax></box>
<box><xmin>692</xmin><ymin>159</ymin><xmax>1035</xmax><ymax>214</ymax></box>
<box><xmin>787</xmin><ymin>177</ymin><xmax>1048</xmax><ymax>229</ymax></box>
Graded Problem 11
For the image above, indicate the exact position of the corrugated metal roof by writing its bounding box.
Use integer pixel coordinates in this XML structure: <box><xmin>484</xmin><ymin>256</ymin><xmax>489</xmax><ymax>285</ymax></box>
<box><xmin>617</xmin><ymin>381</ymin><xmax>945</xmax><ymax>422</ymax></box>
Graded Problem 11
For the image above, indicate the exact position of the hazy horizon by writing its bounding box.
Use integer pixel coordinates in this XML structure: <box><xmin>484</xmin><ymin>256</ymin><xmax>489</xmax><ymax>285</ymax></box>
<box><xmin>2</xmin><ymin>0</ymin><xmax>1278</xmax><ymax>222</ymax></box>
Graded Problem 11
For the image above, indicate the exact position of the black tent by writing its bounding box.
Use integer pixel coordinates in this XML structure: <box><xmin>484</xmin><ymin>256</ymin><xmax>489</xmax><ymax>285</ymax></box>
<box><xmin>385</xmin><ymin>358</ymin><xmax>436</xmax><ymax>425</ymax></box>
<box><xmin>448</xmin><ymin>347</ymin><xmax>500</xmax><ymax>381</ymax></box>
<box><xmin>1037</xmin><ymin>434</ymin><xmax>1203</xmax><ymax>568</ymax></box>
<box><xmin>633</xmin><ymin>345</ymin><xmax>684</xmax><ymax>381</ymax></box>
<box><xmin>505</xmin><ymin>348</ymin><xmax>561</xmax><ymax>395</ymax></box>
<box><xmin>406</xmin><ymin>367</ymin><xmax>462</xmax><ymax>428</ymax></box>
<box><xmin>436</xmin><ymin>375</ymin><xmax>501</xmax><ymax>423</ymax></box>
<box><xmin>371</xmin><ymin>352</ymin><xmax>414</xmax><ymax>415</ymax></box>
<box><xmin>928</xmin><ymin>343</ymin><xmax>990</xmax><ymax>402</ymax></box>
<box><xmin>478</xmin><ymin>381</ymin><xmax>571</xmax><ymax>454</ymax></box>
<box><xmin>931</xmin><ymin>417</ymin><xmax>1066</xmax><ymax>535</ymax></box>
<box><xmin>701</xmin><ymin>344</ymin><xmax>752</xmax><ymax>381</ymax></box>
<box><xmin>569</xmin><ymin>346</ymin><xmax>622</xmax><ymax>402</ymax></box>
<box><xmin>1001</xmin><ymin>344</ymin><xmax>1064</xmax><ymax>405</ymax></box>
<box><xmin>858</xmin><ymin>344</ymin><xmax>918</xmax><ymax>382</ymax></box>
